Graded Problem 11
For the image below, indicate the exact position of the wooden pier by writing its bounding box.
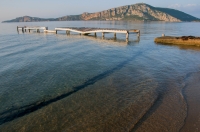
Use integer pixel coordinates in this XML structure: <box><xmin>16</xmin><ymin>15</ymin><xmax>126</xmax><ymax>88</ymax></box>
<box><xmin>17</xmin><ymin>26</ymin><xmax>140</xmax><ymax>40</ymax></box>
<box><xmin>55</xmin><ymin>27</ymin><xmax>140</xmax><ymax>39</ymax></box>
<box><xmin>17</xmin><ymin>26</ymin><xmax>48</xmax><ymax>33</ymax></box>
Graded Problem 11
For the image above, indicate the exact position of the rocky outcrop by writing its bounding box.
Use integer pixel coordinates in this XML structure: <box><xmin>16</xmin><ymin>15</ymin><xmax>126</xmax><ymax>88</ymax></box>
<box><xmin>155</xmin><ymin>36</ymin><xmax>200</xmax><ymax>46</ymax></box>
<box><xmin>2</xmin><ymin>3</ymin><xmax>199</xmax><ymax>23</ymax></box>
<box><xmin>77</xmin><ymin>3</ymin><xmax>181</xmax><ymax>22</ymax></box>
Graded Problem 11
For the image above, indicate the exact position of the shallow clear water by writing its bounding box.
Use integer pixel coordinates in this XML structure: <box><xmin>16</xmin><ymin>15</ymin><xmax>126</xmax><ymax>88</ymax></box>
<box><xmin>0</xmin><ymin>21</ymin><xmax>200</xmax><ymax>131</ymax></box>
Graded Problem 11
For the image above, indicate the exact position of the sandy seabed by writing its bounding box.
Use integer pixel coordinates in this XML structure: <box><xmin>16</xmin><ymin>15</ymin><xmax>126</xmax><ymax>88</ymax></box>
<box><xmin>181</xmin><ymin>71</ymin><xmax>200</xmax><ymax>132</ymax></box>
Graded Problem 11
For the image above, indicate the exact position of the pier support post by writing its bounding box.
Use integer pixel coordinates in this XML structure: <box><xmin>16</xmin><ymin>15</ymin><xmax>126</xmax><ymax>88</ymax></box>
<box><xmin>66</xmin><ymin>31</ymin><xmax>70</xmax><ymax>35</ymax></box>
<box><xmin>102</xmin><ymin>32</ymin><xmax>105</xmax><ymax>38</ymax></box>
<box><xmin>22</xmin><ymin>27</ymin><xmax>24</xmax><ymax>33</ymax></box>
<box><xmin>126</xmin><ymin>33</ymin><xmax>129</xmax><ymax>39</ymax></box>
<box><xmin>29</xmin><ymin>29</ymin><xmax>30</xmax><ymax>32</ymax></box>
<box><xmin>114</xmin><ymin>33</ymin><xmax>116</xmax><ymax>38</ymax></box>
<box><xmin>137</xmin><ymin>31</ymin><xmax>140</xmax><ymax>38</ymax></box>
<box><xmin>94</xmin><ymin>32</ymin><xmax>97</xmax><ymax>37</ymax></box>
<box><xmin>55</xmin><ymin>30</ymin><xmax>57</xmax><ymax>34</ymax></box>
<box><xmin>17</xmin><ymin>26</ymin><xmax>19</xmax><ymax>32</ymax></box>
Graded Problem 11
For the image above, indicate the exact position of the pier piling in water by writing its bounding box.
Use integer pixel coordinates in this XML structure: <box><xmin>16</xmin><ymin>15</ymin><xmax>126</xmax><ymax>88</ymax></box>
<box><xmin>137</xmin><ymin>31</ymin><xmax>140</xmax><ymax>38</ymax></box>
<box><xmin>126</xmin><ymin>33</ymin><xmax>129</xmax><ymax>39</ymax></box>
<box><xmin>17</xmin><ymin>26</ymin><xmax>48</xmax><ymax>33</ymax></box>
<box><xmin>102</xmin><ymin>32</ymin><xmax>105</xmax><ymax>38</ymax></box>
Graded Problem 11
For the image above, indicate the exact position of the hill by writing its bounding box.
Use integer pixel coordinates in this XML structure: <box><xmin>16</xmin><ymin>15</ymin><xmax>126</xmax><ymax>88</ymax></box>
<box><xmin>2</xmin><ymin>3</ymin><xmax>199</xmax><ymax>23</ymax></box>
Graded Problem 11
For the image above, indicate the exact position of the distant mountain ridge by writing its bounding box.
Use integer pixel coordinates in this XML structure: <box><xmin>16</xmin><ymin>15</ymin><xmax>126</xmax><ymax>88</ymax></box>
<box><xmin>2</xmin><ymin>3</ymin><xmax>199</xmax><ymax>23</ymax></box>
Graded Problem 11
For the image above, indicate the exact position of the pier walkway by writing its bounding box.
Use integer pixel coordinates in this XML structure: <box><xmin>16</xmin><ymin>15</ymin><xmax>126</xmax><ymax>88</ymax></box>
<box><xmin>55</xmin><ymin>27</ymin><xmax>140</xmax><ymax>39</ymax></box>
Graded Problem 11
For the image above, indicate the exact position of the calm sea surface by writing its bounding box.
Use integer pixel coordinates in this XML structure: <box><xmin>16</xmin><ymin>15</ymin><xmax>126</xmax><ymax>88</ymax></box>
<box><xmin>0</xmin><ymin>21</ymin><xmax>200</xmax><ymax>131</ymax></box>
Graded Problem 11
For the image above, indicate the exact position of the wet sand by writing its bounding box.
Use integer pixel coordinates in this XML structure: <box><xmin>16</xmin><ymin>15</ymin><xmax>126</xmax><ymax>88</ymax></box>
<box><xmin>133</xmin><ymin>71</ymin><xmax>200</xmax><ymax>132</ymax></box>
<box><xmin>181</xmin><ymin>71</ymin><xmax>200</xmax><ymax>132</ymax></box>
<box><xmin>131</xmin><ymin>79</ymin><xmax>187</xmax><ymax>131</ymax></box>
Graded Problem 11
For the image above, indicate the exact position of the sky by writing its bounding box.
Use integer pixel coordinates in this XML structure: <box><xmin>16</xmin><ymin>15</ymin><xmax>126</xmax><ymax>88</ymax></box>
<box><xmin>0</xmin><ymin>0</ymin><xmax>200</xmax><ymax>22</ymax></box>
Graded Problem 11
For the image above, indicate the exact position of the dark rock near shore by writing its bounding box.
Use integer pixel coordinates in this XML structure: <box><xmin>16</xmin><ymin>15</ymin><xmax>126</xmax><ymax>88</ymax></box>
<box><xmin>176</xmin><ymin>36</ymin><xmax>200</xmax><ymax>40</ymax></box>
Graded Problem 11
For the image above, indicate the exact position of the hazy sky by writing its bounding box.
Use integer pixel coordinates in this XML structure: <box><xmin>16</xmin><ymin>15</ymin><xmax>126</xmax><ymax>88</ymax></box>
<box><xmin>0</xmin><ymin>0</ymin><xmax>200</xmax><ymax>21</ymax></box>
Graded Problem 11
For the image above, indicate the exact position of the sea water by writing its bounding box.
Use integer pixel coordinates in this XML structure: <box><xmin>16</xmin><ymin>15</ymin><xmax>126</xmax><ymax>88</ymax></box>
<box><xmin>0</xmin><ymin>21</ymin><xmax>200</xmax><ymax>131</ymax></box>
